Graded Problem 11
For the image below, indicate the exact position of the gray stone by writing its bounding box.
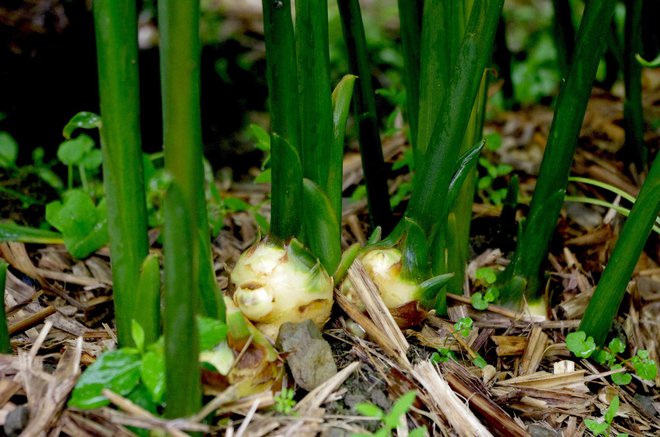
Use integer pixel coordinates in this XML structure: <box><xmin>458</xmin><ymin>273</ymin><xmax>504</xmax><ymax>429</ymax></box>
<box><xmin>4</xmin><ymin>405</ymin><xmax>29</xmax><ymax>437</ymax></box>
<box><xmin>276</xmin><ymin>320</ymin><xmax>338</xmax><ymax>391</ymax></box>
<box><xmin>528</xmin><ymin>423</ymin><xmax>560</xmax><ymax>437</ymax></box>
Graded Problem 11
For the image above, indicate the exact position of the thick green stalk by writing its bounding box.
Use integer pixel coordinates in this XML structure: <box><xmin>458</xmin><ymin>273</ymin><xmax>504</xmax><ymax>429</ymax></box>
<box><xmin>623</xmin><ymin>0</ymin><xmax>646</xmax><ymax>169</ymax></box>
<box><xmin>296</xmin><ymin>0</ymin><xmax>334</xmax><ymax>197</ymax></box>
<box><xmin>404</xmin><ymin>0</ymin><xmax>503</xmax><ymax>276</ymax></box>
<box><xmin>417</xmin><ymin>1</ymin><xmax>488</xmax><ymax>304</ymax></box>
<box><xmin>262</xmin><ymin>0</ymin><xmax>302</xmax><ymax>241</ymax></box>
<box><xmin>580</xmin><ymin>156</ymin><xmax>660</xmax><ymax>345</ymax></box>
<box><xmin>506</xmin><ymin>0</ymin><xmax>617</xmax><ymax>300</ymax></box>
<box><xmin>158</xmin><ymin>0</ymin><xmax>202</xmax><ymax>418</ymax></box>
<box><xmin>552</xmin><ymin>0</ymin><xmax>576</xmax><ymax>78</ymax></box>
<box><xmin>433</xmin><ymin>72</ymin><xmax>489</xmax><ymax>297</ymax></box>
<box><xmin>0</xmin><ymin>260</ymin><xmax>10</xmax><ymax>354</ymax></box>
<box><xmin>93</xmin><ymin>0</ymin><xmax>149</xmax><ymax>347</ymax></box>
<box><xmin>134</xmin><ymin>254</ymin><xmax>161</xmax><ymax>346</ymax></box>
<box><xmin>397</xmin><ymin>0</ymin><xmax>422</xmax><ymax>149</ymax></box>
<box><xmin>337</xmin><ymin>0</ymin><xmax>393</xmax><ymax>232</ymax></box>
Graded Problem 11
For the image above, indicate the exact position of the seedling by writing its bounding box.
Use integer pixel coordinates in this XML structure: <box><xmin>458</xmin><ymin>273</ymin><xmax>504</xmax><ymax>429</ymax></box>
<box><xmin>431</xmin><ymin>348</ymin><xmax>457</xmax><ymax>364</ymax></box>
<box><xmin>471</xmin><ymin>267</ymin><xmax>501</xmax><ymax>310</ymax></box>
<box><xmin>477</xmin><ymin>135</ymin><xmax>513</xmax><ymax>206</ymax></box>
<box><xmin>69</xmin><ymin>316</ymin><xmax>227</xmax><ymax>410</ymax></box>
<box><xmin>566</xmin><ymin>331</ymin><xmax>657</xmax><ymax>386</ymax></box>
<box><xmin>454</xmin><ymin>317</ymin><xmax>474</xmax><ymax>338</ymax></box>
<box><xmin>273</xmin><ymin>387</ymin><xmax>297</xmax><ymax>415</ymax></box>
<box><xmin>353</xmin><ymin>390</ymin><xmax>426</xmax><ymax>437</ymax></box>
<box><xmin>584</xmin><ymin>395</ymin><xmax>628</xmax><ymax>437</ymax></box>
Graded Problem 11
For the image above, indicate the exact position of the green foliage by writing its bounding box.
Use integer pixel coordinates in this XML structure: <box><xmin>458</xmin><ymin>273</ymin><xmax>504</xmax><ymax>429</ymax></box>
<box><xmin>273</xmin><ymin>387</ymin><xmax>297</xmax><ymax>415</ymax></box>
<box><xmin>472</xmin><ymin>355</ymin><xmax>488</xmax><ymax>369</ymax></box>
<box><xmin>62</xmin><ymin>111</ymin><xmax>102</xmax><ymax>139</ymax></box>
<box><xmin>68</xmin><ymin>348</ymin><xmax>142</xmax><ymax>409</ymax></box>
<box><xmin>454</xmin><ymin>317</ymin><xmax>473</xmax><ymax>337</ymax></box>
<box><xmin>431</xmin><ymin>348</ymin><xmax>457</xmax><ymax>364</ymax></box>
<box><xmin>631</xmin><ymin>350</ymin><xmax>658</xmax><ymax>380</ymax></box>
<box><xmin>584</xmin><ymin>396</ymin><xmax>628</xmax><ymax>437</ymax></box>
<box><xmin>477</xmin><ymin>157</ymin><xmax>513</xmax><ymax>206</ymax></box>
<box><xmin>69</xmin><ymin>316</ymin><xmax>227</xmax><ymax>411</ymax></box>
<box><xmin>566</xmin><ymin>331</ymin><xmax>657</xmax><ymax>386</ymax></box>
<box><xmin>353</xmin><ymin>390</ymin><xmax>426</xmax><ymax>437</ymax></box>
<box><xmin>0</xmin><ymin>131</ymin><xmax>18</xmax><ymax>169</ymax></box>
<box><xmin>566</xmin><ymin>331</ymin><xmax>597</xmax><ymax>358</ymax></box>
<box><xmin>471</xmin><ymin>267</ymin><xmax>501</xmax><ymax>310</ymax></box>
<box><xmin>45</xmin><ymin>189</ymin><xmax>108</xmax><ymax>259</ymax></box>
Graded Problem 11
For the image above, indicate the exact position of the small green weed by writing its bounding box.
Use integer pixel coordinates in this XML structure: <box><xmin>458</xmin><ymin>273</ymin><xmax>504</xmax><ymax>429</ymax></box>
<box><xmin>584</xmin><ymin>395</ymin><xmax>628</xmax><ymax>437</ymax></box>
<box><xmin>353</xmin><ymin>390</ymin><xmax>426</xmax><ymax>437</ymax></box>
<box><xmin>273</xmin><ymin>387</ymin><xmax>297</xmax><ymax>415</ymax></box>
<box><xmin>566</xmin><ymin>331</ymin><xmax>657</xmax><ymax>386</ymax></box>
<box><xmin>471</xmin><ymin>267</ymin><xmax>500</xmax><ymax>310</ymax></box>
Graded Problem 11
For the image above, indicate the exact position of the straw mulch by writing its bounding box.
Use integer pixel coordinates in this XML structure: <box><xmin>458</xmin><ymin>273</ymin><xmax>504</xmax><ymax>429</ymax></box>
<box><xmin>1</xmin><ymin>73</ymin><xmax>659</xmax><ymax>437</ymax></box>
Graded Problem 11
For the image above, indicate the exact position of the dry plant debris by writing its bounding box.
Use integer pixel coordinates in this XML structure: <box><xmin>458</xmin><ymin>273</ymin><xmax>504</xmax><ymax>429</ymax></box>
<box><xmin>1</xmin><ymin>81</ymin><xmax>660</xmax><ymax>436</ymax></box>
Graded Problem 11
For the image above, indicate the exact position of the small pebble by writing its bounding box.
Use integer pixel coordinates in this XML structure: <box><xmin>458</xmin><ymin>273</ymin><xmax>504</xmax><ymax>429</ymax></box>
<box><xmin>4</xmin><ymin>405</ymin><xmax>29</xmax><ymax>437</ymax></box>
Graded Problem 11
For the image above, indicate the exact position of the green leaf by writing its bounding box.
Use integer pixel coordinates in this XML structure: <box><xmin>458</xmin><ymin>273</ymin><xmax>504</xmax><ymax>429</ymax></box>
<box><xmin>471</xmin><ymin>292</ymin><xmax>488</xmax><ymax>310</ymax></box>
<box><xmin>484</xmin><ymin>286</ymin><xmax>500</xmax><ymax>302</ymax></box>
<box><xmin>409</xmin><ymin>427</ymin><xmax>428</xmax><ymax>437</ymax></box>
<box><xmin>57</xmin><ymin>134</ymin><xmax>95</xmax><ymax>166</ymax></box>
<box><xmin>0</xmin><ymin>131</ymin><xmax>18</xmax><ymax>168</ymax></box>
<box><xmin>631</xmin><ymin>351</ymin><xmax>657</xmax><ymax>380</ymax></box>
<box><xmin>593</xmin><ymin>349</ymin><xmax>614</xmax><ymax>367</ymax></box>
<box><xmin>62</xmin><ymin>111</ymin><xmax>102</xmax><ymax>139</ymax></box>
<box><xmin>224</xmin><ymin>197</ymin><xmax>250</xmax><ymax>212</ymax></box>
<box><xmin>127</xmin><ymin>383</ymin><xmax>158</xmax><ymax>416</ymax></box>
<box><xmin>584</xmin><ymin>419</ymin><xmax>608</xmax><ymax>436</ymax></box>
<box><xmin>249</xmin><ymin>123</ymin><xmax>271</xmax><ymax>152</ymax></box>
<box><xmin>0</xmin><ymin>221</ymin><xmax>63</xmax><ymax>244</ymax></box>
<box><xmin>565</xmin><ymin>331</ymin><xmax>596</xmax><ymax>359</ymax></box>
<box><xmin>45</xmin><ymin>190</ymin><xmax>108</xmax><ymax>259</ymax></box>
<box><xmin>475</xmin><ymin>267</ymin><xmax>497</xmax><ymax>284</ymax></box>
<box><xmin>140</xmin><ymin>349</ymin><xmax>165</xmax><ymax>404</ymax></box>
<box><xmin>431</xmin><ymin>348</ymin><xmax>456</xmax><ymax>364</ymax></box>
<box><xmin>472</xmin><ymin>355</ymin><xmax>488</xmax><ymax>369</ymax></box>
<box><xmin>69</xmin><ymin>349</ymin><xmax>141</xmax><ymax>409</ymax></box>
<box><xmin>355</xmin><ymin>402</ymin><xmax>384</xmax><ymax>419</ymax></box>
<box><xmin>197</xmin><ymin>316</ymin><xmax>228</xmax><ymax>351</ymax></box>
<box><xmin>384</xmin><ymin>390</ymin><xmax>416</xmax><ymax>429</ymax></box>
<box><xmin>610</xmin><ymin>365</ymin><xmax>632</xmax><ymax>386</ymax></box>
<box><xmin>131</xmin><ymin>320</ymin><xmax>145</xmax><ymax>354</ymax></box>
<box><xmin>604</xmin><ymin>395</ymin><xmax>619</xmax><ymax>424</ymax></box>
<box><xmin>608</xmin><ymin>338</ymin><xmax>626</xmax><ymax>355</ymax></box>
<box><xmin>80</xmin><ymin>148</ymin><xmax>103</xmax><ymax>170</ymax></box>
<box><xmin>635</xmin><ymin>53</ymin><xmax>660</xmax><ymax>68</ymax></box>
<box><xmin>301</xmin><ymin>178</ymin><xmax>341</xmax><ymax>274</ymax></box>
<box><xmin>454</xmin><ymin>317</ymin><xmax>473</xmax><ymax>337</ymax></box>
<box><xmin>445</xmin><ymin>139</ymin><xmax>486</xmax><ymax>214</ymax></box>
<box><xmin>254</xmin><ymin>168</ymin><xmax>272</xmax><ymax>184</ymax></box>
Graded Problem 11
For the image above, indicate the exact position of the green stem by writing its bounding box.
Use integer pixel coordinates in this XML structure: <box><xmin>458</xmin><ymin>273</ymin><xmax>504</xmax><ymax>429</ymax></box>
<box><xmin>623</xmin><ymin>0</ymin><xmax>647</xmax><ymax>169</ymax></box>
<box><xmin>507</xmin><ymin>0</ymin><xmax>617</xmax><ymax>300</ymax></box>
<box><xmin>552</xmin><ymin>0</ymin><xmax>576</xmax><ymax>78</ymax></box>
<box><xmin>397</xmin><ymin>0</ymin><xmax>422</xmax><ymax>150</ymax></box>
<box><xmin>337</xmin><ymin>0</ymin><xmax>393</xmax><ymax>232</ymax></box>
<box><xmin>158</xmin><ymin>0</ymin><xmax>202</xmax><ymax>418</ymax></box>
<box><xmin>93</xmin><ymin>0</ymin><xmax>149</xmax><ymax>347</ymax></box>
<box><xmin>135</xmin><ymin>254</ymin><xmax>161</xmax><ymax>345</ymax></box>
<box><xmin>0</xmin><ymin>260</ymin><xmax>10</xmax><ymax>354</ymax></box>
<box><xmin>296</xmin><ymin>0</ymin><xmax>333</xmax><ymax>197</ymax></box>
<box><xmin>404</xmin><ymin>0</ymin><xmax>503</xmax><ymax>277</ymax></box>
<box><xmin>580</xmin><ymin>155</ymin><xmax>660</xmax><ymax>345</ymax></box>
<box><xmin>262</xmin><ymin>0</ymin><xmax>302</xmax><ymax>241</ymax></box>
